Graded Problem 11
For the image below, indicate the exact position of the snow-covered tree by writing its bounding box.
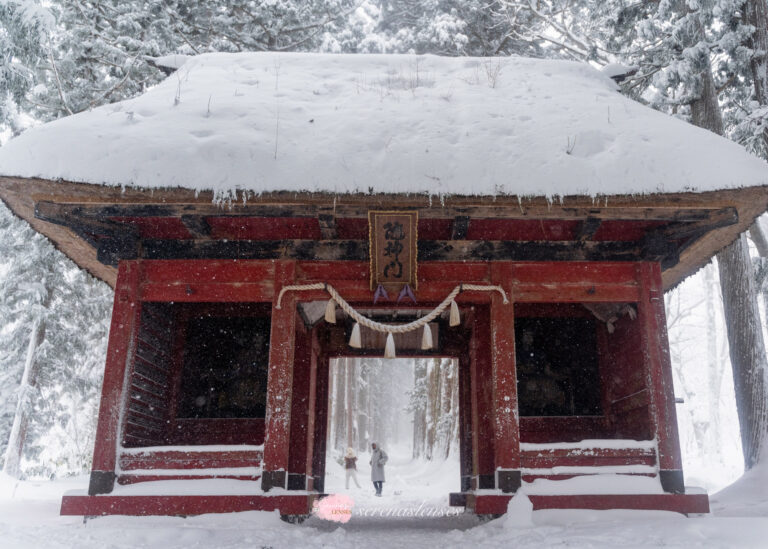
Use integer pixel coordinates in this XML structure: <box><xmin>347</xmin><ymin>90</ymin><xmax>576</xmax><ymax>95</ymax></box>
<box><xmin>0</xmin><ymin>203</ymin><xmax>112</xmax><ymax>478</ymax></box>
<box><xmin>0</xmin><ymin>0</ymin><xmax>54</xmax><ymax>137</ymax></box>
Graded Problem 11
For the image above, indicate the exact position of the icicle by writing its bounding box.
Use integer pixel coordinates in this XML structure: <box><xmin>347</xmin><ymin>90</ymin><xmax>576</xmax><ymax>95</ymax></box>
<box><xmin>349</xmin><ymin>323</ymin><xmax>362</xmax><ymax>348</ymax></box>
<box><xmin>421</xmin><ymin>324</ymin><xmax>433</xmax><ymax>350</ymax></box>
<box><xmin>384</xmin><ymin>332</ymin><xmax>396</xmax><ymax>358</ymax></box>
<box><xmin>325</xmin><ymin>298</ymin><xmax>337</xmax><ymax>323</ymax></box>
<box><xmin>449</xmin><ymin>300</ymin><xmax>460</xmax><ymax>327</ymax></box>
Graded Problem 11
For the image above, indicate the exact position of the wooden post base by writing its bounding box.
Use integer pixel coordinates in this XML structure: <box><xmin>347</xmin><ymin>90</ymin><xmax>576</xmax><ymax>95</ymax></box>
<box><xmin>659</xmin><ymin>470</ymin><xmax>685</xmax><ymax>494</ymax></box>
<box><xmin>261</xmin><ymin>470</ymin><xmax>287</xmax><ymax>492</ymax></box>
<box><xmin>287</xmin><ymin>473</ymin><xmax>307</xmax><ymax>490</ymax></box>
<box><xmin>496</xmin><ymin>469</ymin><xmax>522</xmax><ymax>493</ymax></box>
<box><xmin>88</xmin><ymin>471</ymin><xmax>116</xmax><ymax>495</ymax></box>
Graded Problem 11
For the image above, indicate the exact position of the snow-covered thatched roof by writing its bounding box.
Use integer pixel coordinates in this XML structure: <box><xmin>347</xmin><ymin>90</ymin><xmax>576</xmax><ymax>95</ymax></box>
<box><xmin>0</xmin><ymin>52</ymin><xmax>766</xmax><ymax>198</ymax></box>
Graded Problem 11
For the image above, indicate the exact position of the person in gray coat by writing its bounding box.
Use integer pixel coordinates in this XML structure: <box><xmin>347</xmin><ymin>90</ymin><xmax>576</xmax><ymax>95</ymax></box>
<box><xmin>369</xmin><ymin>442</ymin><xmax>388</xmax><ymax>496</ymax></box>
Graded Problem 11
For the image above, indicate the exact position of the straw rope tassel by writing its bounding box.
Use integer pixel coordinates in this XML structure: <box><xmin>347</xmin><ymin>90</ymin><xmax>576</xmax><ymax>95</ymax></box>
<box><xmin>449</xmin><ymin>300</ymin><xmax>460</xmax><ymax>327</ymax></box>
<box><xmin>384</xmin><ymin>333</ymin><xmax>396</xmax><ymax>358</ymax></box>
<box><xmin>325</xmin><ymin>298</ymin><xmax>337</xmax><ymax>323</ymax></box>
<box><xmin>421</xmin><ymin>324</ymin><xmax>433</xmax><ymax>350</ymax></box>
<box><xmin>349</xmin><ymin>323</ymin><xmax>362</xmax><ymax>348</ymax></box>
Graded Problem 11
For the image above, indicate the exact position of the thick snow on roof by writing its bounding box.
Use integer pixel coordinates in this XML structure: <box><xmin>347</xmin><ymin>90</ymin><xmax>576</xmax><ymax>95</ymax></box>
<box><xmin>1</xmin><ymin>52</ymin><xmax>766</xmax><ymax>198</ymax></box>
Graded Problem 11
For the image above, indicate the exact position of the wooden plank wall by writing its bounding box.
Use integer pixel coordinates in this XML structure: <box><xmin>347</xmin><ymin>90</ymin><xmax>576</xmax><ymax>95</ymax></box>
<box><xmin>122</xmin><ymin>303</ymin><xmax>175</xmax><ymax>447</ymax></box>
<box><xmin>599</xmin><ymin>315</ymin><xmax>651</xmax><ymax>440</ymax></box>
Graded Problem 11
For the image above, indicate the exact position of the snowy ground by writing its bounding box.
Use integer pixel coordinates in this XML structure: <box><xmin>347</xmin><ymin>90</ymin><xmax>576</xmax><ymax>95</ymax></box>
<box><xmin>1</xmin><ymin>454</ymin><xmax>767</xmax><ymax>549</ymax></box>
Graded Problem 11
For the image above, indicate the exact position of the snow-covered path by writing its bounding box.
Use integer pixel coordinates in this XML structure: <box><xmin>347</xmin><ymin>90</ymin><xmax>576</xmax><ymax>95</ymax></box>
<box><xmin>1</xmin><ymin>460</ymin><xmax>767</xmax><ymax>549</ymax></box>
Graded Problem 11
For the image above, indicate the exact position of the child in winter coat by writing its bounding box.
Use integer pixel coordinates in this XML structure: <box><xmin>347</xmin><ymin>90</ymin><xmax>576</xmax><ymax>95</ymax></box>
<box><xmin>344</xmin><ymin>447</ymin><xmax>361</xmax><ymax>489</ymax></box>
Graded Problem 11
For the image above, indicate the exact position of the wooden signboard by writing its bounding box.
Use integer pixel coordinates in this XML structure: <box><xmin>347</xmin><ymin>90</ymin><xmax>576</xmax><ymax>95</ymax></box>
<box><xmin>368</xmin><ymin>210</ymin><xmax>418</xmax><ymax>291</ymax></box>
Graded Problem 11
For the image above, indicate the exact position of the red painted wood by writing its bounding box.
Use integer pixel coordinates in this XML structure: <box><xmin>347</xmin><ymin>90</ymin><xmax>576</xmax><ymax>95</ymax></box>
<box><xmin>288</xmin><ymin>325</ymin><xmax>312</xmax><ymax>483</ymax></box>
<box><xmin>511</xmin><ymin>262</ymin><xmax>639</xmax><ymax>284</ymax></box>
<box><xmin>92</xmin><ymin>261</ymin><xmax>142</xmax><ymax>477</ymax></box>
<box><xmin>163</xmin><ymin>314</ymin><xmax>186</xmax><ymax>444</ymax></box>
<box><xmin>120</xmin><ymin>457</ymin><xmax>261</xmax><ymax>470</ymax></box>
<box><xmin>141</xmin><ymin>260</ymin><xmax>276</xmax><ymax>284</ymax></box>
<box><xmin>471</xmin><ymin>307</ymin><xmax>496</xmax><ymax>481</ymax></box>
<box><xmin>599</xmin><ymin>312</ymin><xmax>652</xmax><ymax>441</ymax></box>
<box><xmin>466</xmin><ymin>219</ymin><xmax>581</xmax><ymax>241</ymax></box>
<box><xmin>120</xmin><ymin>449</ymin><xmax>261</xmax><ymax>460</ymax></box>
<box><xmin>333</xmin><ymin>217</ymin><xmax>456</xmax><ymax>240</ymax></box>
<box><xmin>458</xmin><ymin>351</ymin><xmax>473</xmax><ymax>485</ymax></box>
<box><xmin>521</xmin><ymin>446</ymin><xmax>654</xmax><ymax>459</ymax></box>
<box><xmin>334</xmin><ymin>218</ymin><xmax>368</xmax><ymax>240</ymax></box>
<box><xmin>592</xmin><ymin>221</ymin><xmax>665</xmax><ymax>242</ymax></box>
<box><xmin>312</xmin><ymin>353</ymin><xmax>330</xmax><ymax>490</ymax></box>
<box><xmin>141</xmin><ymin>282</ymin><xmax>275</xmax><ymax>303</ymax></box>
<box><xmin>273</xmin><ymin>281</ymin><xmax>494</xmax><ymax>306</ymax></box>
<box><xmin>207</xmin><ymin>217</ymin><xmax>321</xmax><ymax>240</ymax></box>
<box><xmin>262</xmin><ymin>261</ymin><xmax>297</xmax><ymax>488</ymax></box>
<box><xmin>166</xmin><ymin>419</ymin><xmax>264</xmax><ymax>445</ymax></box>
<box><xmin>118</xmin><ymin>474</ymin><xmax>261</xmax><ymax>484</ymax></box>
<box><xmin>512</xmin><ymin>283</ymin><xmax>641</xmax><ymax>303</ymax></box>
<box><xmin>514</xmin><ymin>302</ymin><xmax>593</xmax><ymax>318</ymax></box>
<box><xmin>418</xmin><ymin>218</ymin><xmax>453</xmax><ymax>240</ymax></box>
<box><xmin>520</xmin><ymin>456</ymin><xmax>656</xmax><ymax>468</ymax></box>
<box><xmin>297</xmin><ymin>261</ymin><xmax>369</xmax><ymax>280</ymax></box>
<box><xmin>304</xmin><ymin>330</ymin><xmax>319</xmax><ymax>485</ymax></box>
<box><xmin>467</xmin><ymin>311</ymin><xmax>481</xmax><ymax>485</ymax></box>
<box><xmin>472</xmin><ymin>493</ymin><xmax>709</xmax><ymax>514</ymax></box>
<box><xmin>490</xmin><ymin>263</ymin><xmax>520</xmax><ymax>471</ymax></box>
<box><xmin>521</xmin><ymin>473</ymin><xmax>656</xmax><ymax>482</ymax></box>
<box><xmin>519</xmin><ymin>416</ymin><xmax>610</xmax><ymax>443</ymax></box>
<box><xmin>637</xmin><ymin>262</ymin><xmax>683</xmax><ymax>472</ymax></box>
<box><xmin>60</xmin><ymin>494</ymin><xmax>314</xmax><ymax>516</ymax></box>
<box><xmin>419</xmin><ymin>262</ymin><xmax>490</xmax><ymax>282</ymax></box>
<box><xmin>295</xmin><ymin>261</ymin><xmax>490</xmax><ymax>284</ymax></box>
<box><xmin>443</xmin><ymin>329</ymin><xmax>472</xmax><ymax>489</ymax></box>
<box><xmin>110</xmin><ymin>217</ymin><xmax>193</xmax><ymax>239</ymax></box>
<box><xmin>139</xmin><ymin>260</ymin><xmax>639</xmax><ymax>303</ymax></box>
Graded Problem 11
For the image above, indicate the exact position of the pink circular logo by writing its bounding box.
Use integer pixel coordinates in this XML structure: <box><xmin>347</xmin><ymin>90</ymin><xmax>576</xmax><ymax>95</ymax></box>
<box><xmin>312</xmin><ymin>494</ymin><xmax>355</xmax><ymax>523</ymax></box>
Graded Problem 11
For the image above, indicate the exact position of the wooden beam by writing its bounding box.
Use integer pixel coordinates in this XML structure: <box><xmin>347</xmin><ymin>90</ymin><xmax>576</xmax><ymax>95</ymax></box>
<box><xmin>262</xmin><ymin>261</ymin><xmax>297</xmax><ymax>492</ymax></box>
<box><xmin>658</xmin><ymin>207</ymin><xmax>738</xmax><ymax>240</ymax></box>
<box><xmin>125</xmin><ymin>238</ymin><xmax>674</xmax><ymax>264</ymax></box>
<box><xmin>33</xmin><ymin>199</ymin><xmax>741</xmax><ymax>223</ymax></box>
<box><xmin>637</xmin><ymin>263</ymin><xmax>684</xmax><ymax>493</ymax></box>
<box><xmin>452</xmin><ymin>215</ymin><xmax>470</xmax><ymax>240</ymax></box>
<box><xmin>180</xmin><ymin>214</ymin><xmax>211</xmax><ymax>239</ymax></box>
<box><xmin>35</xmin><ymin>200</ymin><xmax>132</xmax><ymax>237</ymax></box>
<box><xmin>317</xmin><ymin>206</ymin><xmax>337</xmax><ymax>240</ymax></box>
<box><xmin>418</xmin><ymin>239</ymin><xmax>650</xmax><ymax>262</ymax></box>
<box><xmin>89</xmin><ymin>261</ymin><xmax>141</xmax><ymax>495</ymax></box>
<box><xmin>98</xmin><ymin>235</ymin><xmax>139</xmax><ymax>267</ymax></box>
<box><xmin>575</xmin><ymin>217</ymin><xmax>602</xmax><ymax>241</ymax></box>
<box><xmin>141</xmin><ymin>239</ymin><xmax>369</xmax><ymax>261</ymax></box>
<box><xmin>490</xmin><ymin>263</ymin><xmax>521</xmax><ymax>492</ymax></box>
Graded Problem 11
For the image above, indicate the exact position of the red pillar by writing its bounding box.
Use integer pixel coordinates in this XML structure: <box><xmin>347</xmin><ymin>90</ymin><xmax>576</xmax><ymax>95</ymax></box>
<box><xmin>637</xmin><ymin>262</ymin><xmax>684</xmax><ymax>493</ymax></box>
<box><xmin>287</xmin><ymin>325</ymin><xmax>312</xmax><ymax>490</ymax></box>
<box><xmin>444</xmin><ymin>328</ymin><xmax>472</xmax><ymax>494</ymax></box>
<box><xmin>312</xmin><ymin>352</ymin><xmax>330</xmax><ymax>493</ymax></box>
<box><xmin>261</xmin><ymin>260</ymin><xmax>297</xmax><ymax>491</ymax></box>
<box><xmin>304</xmin><ymin>330</ymin><xmax>319</xmax><ymax>491</ymax></box>
<box><xmin>490</xmin><ymin>262</ymin><xmax>521</xmax><ymax>492</ymax></box>
<box><xmin>471</xmin><ymin>306</ymin><xmax>496</xmax><ymax>489</ymax></box>
<box><xmin>458</xmin><ymin>350</ymin><xmax>473</xmax><ymax>493</ymax></box>
<box><xmin>89</xmin><ymin>261</ymin><xmax>142</xmax><ymax>495</ymax></box>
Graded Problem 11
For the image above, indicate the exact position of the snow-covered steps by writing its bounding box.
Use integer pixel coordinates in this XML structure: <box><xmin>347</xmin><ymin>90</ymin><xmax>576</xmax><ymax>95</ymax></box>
<box><xmin>117</xmin><ymin>445</ymin><xmax>263</xmax><ymax>485</ymax></box>
<box><xmin>468</xmin><ymin>493</ymin><xmax>710</xmax><ymax>515</ymax></box>
<box><xmin>519</xmin><ymin>440</ymin><xmax>657</xmax><ymax>482</ymax></box>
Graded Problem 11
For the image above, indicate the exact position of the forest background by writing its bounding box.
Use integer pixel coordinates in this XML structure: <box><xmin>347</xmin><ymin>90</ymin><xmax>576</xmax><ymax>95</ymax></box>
<box><xmin>1</xmin><ymin>0</ymin><xmax>767</xmax><ymax>491</ymax></box>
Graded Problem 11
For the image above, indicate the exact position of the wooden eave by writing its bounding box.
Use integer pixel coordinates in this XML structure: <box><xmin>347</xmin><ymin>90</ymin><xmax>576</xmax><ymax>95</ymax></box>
<box><xmin>1</xmin><ymin>176</ymin><xmax>766</xmax><ymax>291</ymax></box>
